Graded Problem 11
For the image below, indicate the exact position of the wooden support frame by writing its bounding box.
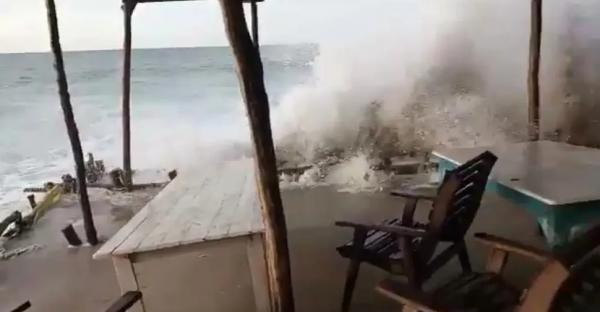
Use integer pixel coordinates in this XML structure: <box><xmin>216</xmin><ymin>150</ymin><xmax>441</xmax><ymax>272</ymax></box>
<box><xmin>528</xmin><ymin>0</ymin><xmax>542</xmax><ymax>141</ymax></box>
<box><xmin>122</xmin><ymin>0</ymin><xmax>137</xmax><ymax>190</ymax></box>
<box><xmin>112</xmin><ymin>255</ymin><xmax>144</xmax><ymax>312</ymax></box>
<box><xmin>45</xmin><ymin>0</ymin><xmax>98</xmax><ymax>245</ymax></box>
<box><xmin>218</xmin><ymin>0</ymin><xmax>295</xmax><ymax>311</ymax></box>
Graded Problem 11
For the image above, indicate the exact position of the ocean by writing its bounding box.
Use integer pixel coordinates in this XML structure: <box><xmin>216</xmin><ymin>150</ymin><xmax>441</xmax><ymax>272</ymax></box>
<box><xmin>0</xmin><ymin>45</ymin><xmax>317</xmax><ymax>209</ymax></box>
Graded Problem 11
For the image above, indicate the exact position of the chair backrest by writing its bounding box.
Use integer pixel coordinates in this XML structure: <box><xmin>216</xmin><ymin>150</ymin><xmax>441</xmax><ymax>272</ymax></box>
<box><xmin>417</xmin><ymin>151</ymin><xmax>498</xmax><ymax>263</ymax></box>
<box><xmin>520</xmin><ymin>224</ymin><xmax>600</xmax><ymax>312</ymax></box>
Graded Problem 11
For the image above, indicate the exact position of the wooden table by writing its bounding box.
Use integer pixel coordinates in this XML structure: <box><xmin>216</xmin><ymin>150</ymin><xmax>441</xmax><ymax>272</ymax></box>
<box><xmin>94</xmin><ymin>159</ymin><xmax>269</xmax><ymax>312</ymax></box>
<box><xmin>433</xmin><ymin>141</ymin><xmax>600</xmax><ymax>247</ymax></box>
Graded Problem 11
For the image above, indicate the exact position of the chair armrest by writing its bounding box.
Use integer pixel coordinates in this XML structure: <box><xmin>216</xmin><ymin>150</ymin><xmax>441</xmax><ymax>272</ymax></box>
<box><xmin>335</xmin><ymin>221</ymin><xmax>427</xmax><ymax>237</ymax></box>
<box><xmin>474</xmin><ymin>233</ymin><xmax>551</xmax><ymax>263</ymax></box>
<box><xmin>106</xmin><ymin>291</ymin><xmax>142</xmax><ymax>312</ymax></box>
<box><xmin>390</xmin><ymin>189</ymin><xmax>436</xmax><ymax>201</ymax></box>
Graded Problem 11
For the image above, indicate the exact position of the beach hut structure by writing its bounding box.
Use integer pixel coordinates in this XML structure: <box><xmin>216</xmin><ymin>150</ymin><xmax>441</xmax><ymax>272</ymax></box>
<box><xmin>40</xmin><ymin>0</ymin><xmax>547</xmax><ymax>310</ymax></box>
<box><xmin>115</xmin><ymin>0</ymin><xmax>294</xmax><ymax>311</ymax></box>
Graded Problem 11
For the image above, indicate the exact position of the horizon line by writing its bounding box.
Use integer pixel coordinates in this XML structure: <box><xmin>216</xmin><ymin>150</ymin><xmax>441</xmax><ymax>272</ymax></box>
<box><xmin>0</xmin><ymin>42</ymin><xmax>317</xmax><ymax>55</ymax></box>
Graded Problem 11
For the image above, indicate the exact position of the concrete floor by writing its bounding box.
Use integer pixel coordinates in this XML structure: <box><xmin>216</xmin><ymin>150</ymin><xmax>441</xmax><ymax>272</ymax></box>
<box><xmin>0</xmin><ymin>186</ymin><xmax>547</xmax><ymax>311</ymax></box>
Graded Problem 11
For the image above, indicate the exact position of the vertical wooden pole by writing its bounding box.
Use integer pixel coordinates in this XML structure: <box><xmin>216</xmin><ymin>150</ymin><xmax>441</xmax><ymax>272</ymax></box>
<box><xmin>45</xmin><ymin>0</ymin><xmax>98</xmax><ymax>245</ymax></box>
<box><xmin>251</xmin><ymin>0</ymin><xmax>259</xmax><ymax>49</ymax></box>
<box><xmin>528</xmin><ymin>0</ymin><xmax>542</xmax><ymax>140</ymax></box>
<box><xmin>122</xmin><ymin>0</ymin><xmax>136</xmax><ymax>190</ymax></box>
<box><xmin>218</xmin><ymin>1</ymin><xmax>295</xmax><ymax>311</ymax></box>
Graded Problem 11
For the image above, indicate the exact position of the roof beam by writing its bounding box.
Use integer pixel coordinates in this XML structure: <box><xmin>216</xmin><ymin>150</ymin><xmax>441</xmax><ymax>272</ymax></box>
<box><xmin>134</xmin><ymin>0</ymin><xmax>263</xmax><ymax>3</ymax></box>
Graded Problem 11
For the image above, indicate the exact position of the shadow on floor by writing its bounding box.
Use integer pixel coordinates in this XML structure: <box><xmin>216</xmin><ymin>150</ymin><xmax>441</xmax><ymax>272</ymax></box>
<box><xmin>0</xmin><ymin>186</ymin><xmax>546</xmax><ymax>311</ymax></box>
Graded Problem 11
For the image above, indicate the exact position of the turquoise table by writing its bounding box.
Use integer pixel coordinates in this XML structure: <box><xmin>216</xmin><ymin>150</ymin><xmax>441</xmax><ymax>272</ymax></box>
<box><xmin>433</xmin><ymin>141</ymin><xmax>600</xmax><ymax>248</ymax></box>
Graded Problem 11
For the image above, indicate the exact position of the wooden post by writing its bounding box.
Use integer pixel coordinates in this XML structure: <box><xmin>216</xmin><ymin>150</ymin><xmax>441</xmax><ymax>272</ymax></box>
<box><xmin>218</xmin><ymin>1</ymin><xmax>295</xmax><ymax>311</ymax></box>
<box><xmin>61</xmin><ymin>224</ymin><xmax>83</xmax><ymax>246</ymax></box>
<box><xmin>45</xmin><ymin>0</ymin><xmax>98</xmax><ymax>245</ymax></box>
<box><xmin>528</xmin><ymin>0</ymin><xmax>542</xmax><ymax>140</ymax></box>
<box><xmin>251</xmin><ymin>0</ymin><xmax>259</xmax><ymax>49</ymax></box>
<box><xmin>122</xmin><ymin>0</ymin><xmax>137</xmax><ymax>191</ymax></box>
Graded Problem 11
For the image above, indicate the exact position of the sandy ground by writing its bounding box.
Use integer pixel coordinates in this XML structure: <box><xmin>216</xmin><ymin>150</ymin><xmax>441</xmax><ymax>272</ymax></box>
<box><xmin>0</xmin><ymin>185</ymin><xmax>547</xmax><ymax>311</ymax></box>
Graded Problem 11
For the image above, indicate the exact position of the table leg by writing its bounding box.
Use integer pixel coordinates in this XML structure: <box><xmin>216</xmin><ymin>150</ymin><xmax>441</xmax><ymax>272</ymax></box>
<box><xmin>538</xmin><ymin>213</ymin><xmax>568</xmax><ymax>248</ymax></box>
<box><xmin>112</xmin><ymin>255</ymin><xmax>145</xmax><ymax>312</ymax></box>
<box><xmin>247</xmin><ymin>233</ymin><xmax>271</xmax><ymax>312</ymax></box>
<box><xmin>539</xmin><ymin>206</ymin><xmax>600</xmax><ymax>248</ymax></box>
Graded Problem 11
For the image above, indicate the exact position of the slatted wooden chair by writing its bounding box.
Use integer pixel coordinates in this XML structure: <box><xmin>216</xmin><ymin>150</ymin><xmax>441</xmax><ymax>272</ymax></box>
<box><xmin>335</xmin><ymin>151</ymin><xmax>498</xmax><ymax>311</ymax></box>
<box><xmin>377</xmin><ymin>224</ymin><xmax>600</xmax><ymax>312</ymax></box>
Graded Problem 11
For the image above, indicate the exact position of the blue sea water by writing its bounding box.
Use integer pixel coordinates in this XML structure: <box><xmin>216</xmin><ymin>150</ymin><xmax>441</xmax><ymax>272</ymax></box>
<box><xmin>0</xmin><ymin>45</ymin><xmax>317</xmax><ymax>206</ymax></box>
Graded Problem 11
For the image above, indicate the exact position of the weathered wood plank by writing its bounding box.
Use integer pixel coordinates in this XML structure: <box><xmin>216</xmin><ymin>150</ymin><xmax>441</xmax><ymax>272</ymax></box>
<box><xmin>135</xmin><ymin>166</ymin><xmax>217</xmax><ymax>251</ymax></box>
<box><xmin>528</xmin><ymin>0</ymin><xmax>542</xmax><ymax>140</ymax></box>
<box><xmin>229</xmin><ymin>166</ymin><xmax>260</xmax><ymax>236</ymax></box>
<box><xmin>112</xmin><ymin>255</ymin><xmax>144</xmax><ymax>312</ymax></box>
<box><xmin>247</xmin><ymin>234</ymin><xmax>271</xmax><ymax>312</ymax></box>
<box><xmin>122</xmin><ymin>0</ymin><xmax>136</xmax><ymax>190</ymax></box>
<box><xmin>203</xmin><ymin>161</ymin><xmax>249</xmax><ymax>240</ymax></box>
<box><xmin>97</xmin><ymin>159</ymin><xmax>264</xmax><ymax>257</ymax></box>
<box><xmin>217</xmin><ymin>0</ymin><xmax>295</xmax><ymax>310</ymax></box>
<box><xmin>94</xmin><ymin>175</ymin><xmax>196</xmax><ymax>258</ymax></box>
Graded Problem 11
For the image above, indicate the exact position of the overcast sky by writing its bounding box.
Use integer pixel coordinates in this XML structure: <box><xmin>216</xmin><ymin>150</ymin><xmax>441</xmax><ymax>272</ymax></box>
<box><xmin>0</xmin><ymin>0</ymin><xmax>414</xmax><ymax>53</ymax></box>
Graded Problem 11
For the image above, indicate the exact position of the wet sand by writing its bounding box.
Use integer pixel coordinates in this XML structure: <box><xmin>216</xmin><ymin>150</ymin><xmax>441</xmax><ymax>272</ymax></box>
<box><xmin>0</xmin><ymin>186</ymin><xmax>546</xmax><ymax>311</ymax></box>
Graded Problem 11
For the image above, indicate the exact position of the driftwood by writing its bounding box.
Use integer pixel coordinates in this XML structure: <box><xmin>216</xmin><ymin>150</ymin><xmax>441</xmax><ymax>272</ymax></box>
<box><xmin>218</xmin><ymin>1</ymin><xmax>295</xmax><ymax>311</ymax></box>
<box><xmin>23</xmin><ymin>187</ymin><xmax>46</xmax><ymax>193</ymax></box>
<box><xmin>24</xmin><ymin>181</ymin><xmax>167</xmax><ymax>193</ymax></box>
<box><xmin>110</xmin><ymin>168</ymin><xmax>125</xmax><ymax>188</ymax></box>
<box><xmin>277</xmin><ymin>164</ymin><xmax>313</xmax><ymax>176</ymax></box>
<box><xmin>27</xmin><ymin>194</ymin><xmax>36</xmax><ymax>208</ymax></box>
<box><xmin>0</xmin><ymin>211</ymin><xmax>22</xmax><ymax>237</ymax></box>
<box><xmin>89</xmin><ymin>182</ymin><xmax>168</xmax><ymax>191</ymax></box>
<box><xmin>86</xmin><ymin>153</ymin><xmax>106</xmax><ymax>183</ymax></box>
<box><xmin>528</xmin><ymin>0</ymin><xmax>542</xmax><ymax>140</ymax></box>
<box><xmin>45</xmin><ymin>0</ymin><xmax>98</xmax><ymax>245</ymax></box>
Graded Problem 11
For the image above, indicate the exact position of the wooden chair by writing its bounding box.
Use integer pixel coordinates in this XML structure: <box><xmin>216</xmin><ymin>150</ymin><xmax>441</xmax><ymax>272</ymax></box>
<box><xmin>105</xmin><ymin>291</ymin><xmax>142</xmax><ymax>312</ymax></box>
<box><xmin>335</xmin><ymin>151</ymin><xmax>498</xmax><ymax>311</ymax></box>
<box><xmin>377</xmin><ymin>224</ymin><xmax>600</xmax><ymax>312</ymax></box>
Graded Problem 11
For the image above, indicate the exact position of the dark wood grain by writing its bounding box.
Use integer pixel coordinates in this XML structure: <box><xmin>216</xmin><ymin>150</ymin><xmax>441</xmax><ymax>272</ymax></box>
<box><xmin>528</xmin><ymin>0</ymin><xmax>542</xmax><ymax>140</ymax></box>
<box><xmin>105</xmin><ymin>291</ymin><xmax>142</xmax><ymax>312</ymax></box>
<box><xmin>121</xmin><ymin>0</ymin><xmax>136</xmax><ymax>190</ymax></box>
<box><xmin>217</xmin><ymin>1</ymin><xmax>294</xmax><ymax>311</ymax></box>
<box><xmin>45</xmin><ymin>0</ymin><xmax>98</xmax><ymax>245</ymax></box>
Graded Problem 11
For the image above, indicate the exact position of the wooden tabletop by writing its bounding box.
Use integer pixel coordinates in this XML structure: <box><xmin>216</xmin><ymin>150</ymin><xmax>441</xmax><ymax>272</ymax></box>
<box><xmin>94</xmin><ymin>158</ymin><xmax>263</xmax><ymax>259</ymax></box>
<box><xmin>433</xmin><ymin>141</ymin><xmax>600</xmax><ymax>206</ymax></box>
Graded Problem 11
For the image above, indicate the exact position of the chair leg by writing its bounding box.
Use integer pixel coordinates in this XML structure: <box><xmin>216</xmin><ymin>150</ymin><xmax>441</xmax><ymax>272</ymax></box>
<box><xmin>458</xmin><ymin>243</ymin><xmax>472</xmax><ymax>272</ymax></box>
<box><xmin>341</xmin><ymin>259</ymin><xmax>361</xmax><ymax>312</ymax></box>
<box><xmin>401</xmin><ymin>305</ymin><xmax>420</xmax><ymax>312</ymax></box>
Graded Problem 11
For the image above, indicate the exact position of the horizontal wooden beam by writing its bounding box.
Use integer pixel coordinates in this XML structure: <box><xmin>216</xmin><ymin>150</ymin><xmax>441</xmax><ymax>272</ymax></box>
<box><xmin>134</xmin><ymin>0</ymin><xmax>263</xmax><ymax>3</ymax></box>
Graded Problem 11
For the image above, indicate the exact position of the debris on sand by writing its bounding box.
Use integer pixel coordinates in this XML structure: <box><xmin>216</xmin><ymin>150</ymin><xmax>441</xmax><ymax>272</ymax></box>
<box><xmin>0</xmin><ymin>237</ymin><xmax>42</xmax><ymax>260</ymax></box>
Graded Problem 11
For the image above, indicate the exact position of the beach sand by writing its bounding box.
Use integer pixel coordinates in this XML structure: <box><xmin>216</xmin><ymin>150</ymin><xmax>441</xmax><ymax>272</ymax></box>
<box><xmin>0</xmin><ymin>186</ymin><xmax>545</xmax><ymax>311</ymax></box>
